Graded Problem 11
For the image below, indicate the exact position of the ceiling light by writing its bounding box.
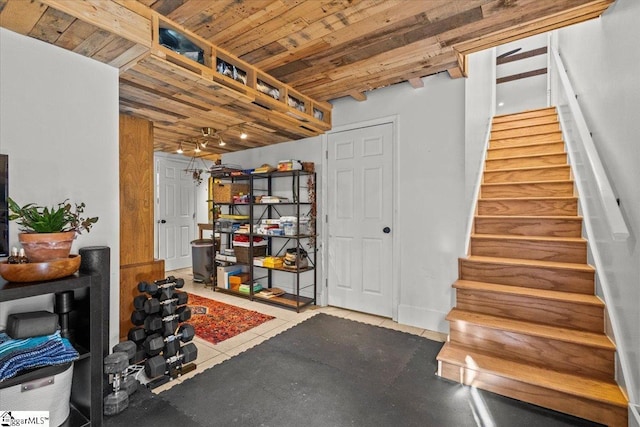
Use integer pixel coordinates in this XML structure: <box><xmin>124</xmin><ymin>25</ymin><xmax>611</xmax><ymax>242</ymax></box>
<box><xmin>498</xmin><ymin>102</ymin><xmax>504</xmax><ymax>107</ymax></box>
<box><xmin>240</xmin><ymin>131</ymin><xmax>247</xmax><ymax>139</ymax></box>
<box><xmin>194</xmin><ymin>141</ymin><xmax>201</xmax><ymax>153</ymax></box>
<box><xmin>201</xmin><ymin>127</ymin><xmax>214</xmax><ymax>137</ymax></box>
<box><xmin>218</xmin><ymin>138</ymin><xmax>226</xmax><ymax>147</ymax></box>
<box><xmin>176</xmin><ymin>141</ymin><xmax>184</xmax><ymax>154</ymax></box>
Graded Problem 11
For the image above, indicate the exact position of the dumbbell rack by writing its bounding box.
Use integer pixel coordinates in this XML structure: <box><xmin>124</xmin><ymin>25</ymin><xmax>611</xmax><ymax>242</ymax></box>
<box><xmin>126</xmin><ymin>276</ymin><xmax>197</xmax><ymax>391</ymax></box>
<box><xmin>0</xmin><ymin>246</ymin><xmax>110</xmax><ymax>427</ymax></box>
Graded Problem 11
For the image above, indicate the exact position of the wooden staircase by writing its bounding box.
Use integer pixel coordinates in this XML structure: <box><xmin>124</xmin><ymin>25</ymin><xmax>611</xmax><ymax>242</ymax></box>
<box><xmin>436</xmin><ymin>107</ymin><xmax>628</xmax><ymax>426</ymax></box>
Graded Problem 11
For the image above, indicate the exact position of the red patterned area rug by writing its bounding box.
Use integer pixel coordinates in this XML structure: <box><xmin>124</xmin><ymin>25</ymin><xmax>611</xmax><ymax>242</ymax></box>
<box><xmin>187</xmin><ymin>293</ymin><xmax>274</xmax><ymax>345</ymax></box>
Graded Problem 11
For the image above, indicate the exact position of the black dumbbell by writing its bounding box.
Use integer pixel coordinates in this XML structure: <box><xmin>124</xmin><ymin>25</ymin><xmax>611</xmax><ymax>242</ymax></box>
<box><xmin>127</xmin><ymin>328</ymin><xmax>149</xmax><ymax>363</ymax></box>
<box><xmin>138</xmin><ymin>276</ymin><xmax>184</xmax><ymax>295</ymax></box>
<box><xmin>143</xmin><ymin>315</ymin><xmax>163</xmax><ymax>333</ymax></box>
<box><xmin>103</xmin><ymin>352</ymin><xmax>129</xmax><ymax>416</ymax></box>
<box><xmin>144</xmin><ymin>342</ymin><xmax>198</xmax><ymax>379</ymax></box>
<box><xmin>142</xmin><ymin>333</ymin><xmax>163</xmax><ymax>356</ymax></box>
<box><xmin>133</xmin><ymin>295</ymin><xmax>149</xmax><ymax>311</ymax></box>
<box><xmin>130</xmin><ymin>310</ymin><xmax>146</xmax><ymax>326</ymax></box>
<box><xmin>143</xmin><ymin>292</ymin><xmax>189</xmax><ymax>315</ymax></box>
<box><xmin>163</xmin><ymin>340</ymin><xmax>181</xmax><ymax>358</ymax></box>
<box><xmin>128</xmin><ymin>327</ymin><xmax>146</xmax><ymax>344</ymax></box>
<box><xmin>161</xmin><ymin>307</ymin><xmax>192</xmax><ymax>336</ymax></box>
<box><xmin>144</xmin><ymin>324</ymin><xmax>195</xmax><ymax>356</ymax></box>
<box><xmin>111</xmin><ymin>341</ymin><xmax>140</xmax><ymax>394</ymax></box>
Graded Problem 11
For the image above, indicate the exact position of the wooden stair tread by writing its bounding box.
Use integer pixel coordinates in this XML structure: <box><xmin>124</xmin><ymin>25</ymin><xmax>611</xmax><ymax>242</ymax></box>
<box><xmin>446</xmin><ymin>308</ymin><xmax>614</xmax><ymax>350</ymax></box>
<box><xmin>481</xmin><ymin>180</ymin><xmax>573</xmax><ymax>187</ymax></box>
<box><xmin>493</xmin><ymin>107</ymin><xmax>557</xmax><ymax>120</ymax></box>
<box><xmin>491</xmin><ymin>130</ymin><xmax>562</xmax><ymax>141</ymax></box>
<box><xmin>437</xmin><ymin>342</ymin><xmax>627</xmax><ymax>407</ymax></box>
<box><xmin>486</xmin><ymin>152</ymin><xmax>567</xmax><ymax>162</ymax></box>
<box><xmin>478</xmin><ymin>196</ymin><xmax>577</xmax><ymax>202</ymax></box>
<box><xmin>453</xmin><ymin>279</ymin><xmax>603</xmax><ymax>306</ymax></box>
<box><xmin>488</xmin><ymin>140</ymin><xmax>564</xmax><ymax>150</ymax></box>
<box><xmin>471</xmin><ymin>233</ymin><xmax>585</xmax><ymax>243</ymax></box>
<box><xmin>465</xmin><ymin>255</ymin><xmax>594</xmax><ymax>272</ymax></box>
<box><xmin>483</xmin><ymin>164</ymin><xmax>569</xmax><ymax>173</ymax></box>
<box><xmin>476</xmin><ymin>215</ymin><xmax>583</xmax><ymax>221</ymax></box>
<box><xmin>491</xmin><ymin>120</ymin><xmax>559</xmax><ymax>132</ymax></box>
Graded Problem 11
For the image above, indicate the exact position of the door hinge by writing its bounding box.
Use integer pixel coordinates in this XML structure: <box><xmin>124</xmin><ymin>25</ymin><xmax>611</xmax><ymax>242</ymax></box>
<box><xmin>325</xmin><ymin>150</ymin><xmax>328</xmax><ymax>160</ymax></box>
<box><xmin>325</xmin><ymin>279</ymin><xmax>328</xmax><ymax>288</ymax></box>
<box><xmin>325</xmin><ymin>214</ymin><xmax>328</xmax><ymax>223</ymax></box>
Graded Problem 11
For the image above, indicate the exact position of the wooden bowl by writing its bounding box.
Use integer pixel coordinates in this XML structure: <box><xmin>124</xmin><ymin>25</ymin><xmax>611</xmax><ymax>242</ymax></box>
<box><xmin>0</xmin><ymin>255</ymin><xmax>81</xmax><ymax>283</ymax></box>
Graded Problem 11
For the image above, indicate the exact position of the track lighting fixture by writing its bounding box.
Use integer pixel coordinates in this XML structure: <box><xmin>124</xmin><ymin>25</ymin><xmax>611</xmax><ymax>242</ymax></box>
<box><xmin>219</xmin><ymin>138</ymin><xmax>226</xmax><ymax>147</ymax></box>
<box><xmin>176</xmin><ymin>141</ymin><xmax>184</xmax><ymax>154</ymax></box>
<box><xmin>194</xmin><ymin>141</ymin><xmax>201</xmax><ymax>153</ymax></box>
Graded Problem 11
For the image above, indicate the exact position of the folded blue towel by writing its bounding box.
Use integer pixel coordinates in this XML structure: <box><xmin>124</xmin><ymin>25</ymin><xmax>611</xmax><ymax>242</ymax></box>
<box><xmin>0</xmin><ymin>331</ymin><xmax>79</xmax><ymax>382</ymax></box>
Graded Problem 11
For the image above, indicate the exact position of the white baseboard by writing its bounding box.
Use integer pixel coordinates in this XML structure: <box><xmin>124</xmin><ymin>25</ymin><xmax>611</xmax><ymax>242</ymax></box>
<box><xmin>398</xmin><ymin>304</ymin><xmax>449</xmax><ymax>334</ymax></box>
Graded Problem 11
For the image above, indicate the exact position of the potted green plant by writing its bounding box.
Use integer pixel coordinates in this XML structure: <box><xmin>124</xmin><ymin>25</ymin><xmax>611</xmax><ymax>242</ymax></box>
<box><xmin>8</xmin><ymin>197</ymin><xmax>99</xmax><ymax>262</ymax></box>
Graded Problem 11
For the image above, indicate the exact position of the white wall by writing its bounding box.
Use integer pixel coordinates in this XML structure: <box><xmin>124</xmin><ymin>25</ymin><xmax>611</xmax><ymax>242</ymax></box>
<box><xmin>223</xmin><ymin>137</ymin><xmax>323</xmax><ymax>300</ymax></box>
<box><xmin>555</xmin><ymin>0</ymin><xmax>640</xmax><ymax>410</ymax></box>
<box><xmin>329</xmin><ymin>73</ymin><xmax>465</xmax><ymax>332</ymax></box>
<box><xmin>0</xmin><ymin>29</ymin><xmax>120</xmax><ymax>344</ymax></box>
<box><xmin>495</xmin><ymin>34</ymin><xmax>549</xmax><ymax>115</ymax></box>
<box><xmin>227</xmin><ymin>74</ymin><xmax>465</xmax><ymax>332</ymax></box>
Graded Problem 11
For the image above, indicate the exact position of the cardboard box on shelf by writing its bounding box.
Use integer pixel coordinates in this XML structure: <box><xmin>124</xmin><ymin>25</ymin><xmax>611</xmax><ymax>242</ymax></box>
<box><xmin>229</xmin><ymin>273</ymin><xmax>250</xmax><ymax>286</ymax></box>
<box><xmin>213</xmin><ymin>183</ymin><xmax>249</xmax><ymax>203</ymax></box>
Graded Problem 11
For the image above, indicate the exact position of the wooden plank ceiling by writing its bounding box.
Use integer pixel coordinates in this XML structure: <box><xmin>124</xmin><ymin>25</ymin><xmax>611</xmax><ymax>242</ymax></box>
<box><xmin>0</xmin><ymin>0</ymin><xmax>614</xmax><ymax>160</ymax></box>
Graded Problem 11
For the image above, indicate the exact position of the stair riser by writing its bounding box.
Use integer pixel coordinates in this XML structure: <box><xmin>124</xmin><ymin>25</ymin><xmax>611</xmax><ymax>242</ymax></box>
<box><xmin>448</xmin><ymin>322</ymin><xmax>614</xmax><ymax>381</ymax></box>
<box><xmin>470</xmin><ymin>238</ymin><xmax>586</xmax><ymax>263</ymax></box>
<box><xmin>487</xmin><ymin>142</ymin><xmax>565</xmax><ymax>159</ymax></box>
<box><xmin>459</xmin><ymin>259</ymin><xmax>594</xmax><ymax>293</ymax></box>
<box><xmin>493</xmin><ymin>108</ymin><xmax>558</xmax><ymax>123</ymax></box>
<box><xmin>474</xmin><ymin>217</ymin><xmax>582</xmax><ymax>237</ymax></box>
<box><xmin>490</xmin><ymin>133</ymin><xmax>563</xmax><ymax>149</ymax></box>
<box><xmin>484</xmin><ymin>167</ymin><xmax>570</xmax><ymax>183</ymax></box>
<box><xmin>455</xmin><ymin>289</ymin><xmax>604</xmax><ymax>332</ymax></box>
<box><xmin>492</xmin><ymin>124</ymin><xmax>561</xmax><ymax>140</ymax></box>
<box><xmin>485</xmin><ymin>153</ymin><xmax>567</xmax><ymax>170</ymax></box>
<box><xmin>481</xmin><ymin>182</ymin><xmax>574</xmax><ymax>198</ymax></box>
<box><xmin>491</xmin><ymin>116</ymin><xmax>559</xmax><ymax>131</ymax></box>
<box><xmin>437</xmin><ymin>362</ymin><xmax>627</xmax><ymax>427</ymax></box>
<box><xmin>477</xmin><ymin>199</ymin><xmax>577</xmax><ymax>216</ymax></box>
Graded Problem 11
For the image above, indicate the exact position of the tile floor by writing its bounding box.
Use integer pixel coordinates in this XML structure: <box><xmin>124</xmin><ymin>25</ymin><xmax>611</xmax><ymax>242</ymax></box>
<box><xmin>151</xmin><ymin>267</ymin><xmax>447</xmax><ymax>393</ymax></box>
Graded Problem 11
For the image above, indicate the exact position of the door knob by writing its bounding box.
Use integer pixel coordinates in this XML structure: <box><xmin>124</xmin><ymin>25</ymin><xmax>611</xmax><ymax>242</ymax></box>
<box><xmin>160</xmin><ymin>219</ymin><xmax>167</xmax><ymax>224</ymax></box>
<box><xmin>383</xmin><ymin>227</ymin><xmax>391</xmax><ymax>234</ymax></box>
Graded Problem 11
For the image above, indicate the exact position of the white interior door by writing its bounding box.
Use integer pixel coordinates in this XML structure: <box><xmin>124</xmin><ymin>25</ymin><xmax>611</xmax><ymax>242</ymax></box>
<box><xmin>157</xmin><ymin>158</ymin><xmax>196</xmax><ymax>271</ymax></box>
<box><xmin>327</xmin><ymin>123</ymin><xmax>394</xmax><ymax>317</ymax></box>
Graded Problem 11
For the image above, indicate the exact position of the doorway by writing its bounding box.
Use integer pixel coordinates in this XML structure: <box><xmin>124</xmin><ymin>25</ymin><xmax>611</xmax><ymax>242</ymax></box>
<box><xmin>156</xmin><ymin>157</ymin><xmax>197</xmax><ymax>271</ymax></box>
<box><xmin>327</xmin><ymin>122</ymin><xmax>395</xmax><ymax>318</ymax></box>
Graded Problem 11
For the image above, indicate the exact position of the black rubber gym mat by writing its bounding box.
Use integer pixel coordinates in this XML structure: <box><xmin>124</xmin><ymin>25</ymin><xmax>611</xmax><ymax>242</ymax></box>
<box><xmin>151</xmin><ymin>313</ymin><xmax>600</xmax><ymax>427</ymax></box>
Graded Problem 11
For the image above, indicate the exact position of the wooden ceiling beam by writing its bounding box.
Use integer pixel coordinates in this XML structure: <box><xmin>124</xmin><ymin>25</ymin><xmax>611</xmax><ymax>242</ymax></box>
<box><xmin>408</xmin><ymin>78</ymin><xmax>424</xmax><ymax>88</ymax></box>
<box><xmin>348</xmin><ymin>91</ymin><xmax>367</xmax><ymax>102</ymax></box>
